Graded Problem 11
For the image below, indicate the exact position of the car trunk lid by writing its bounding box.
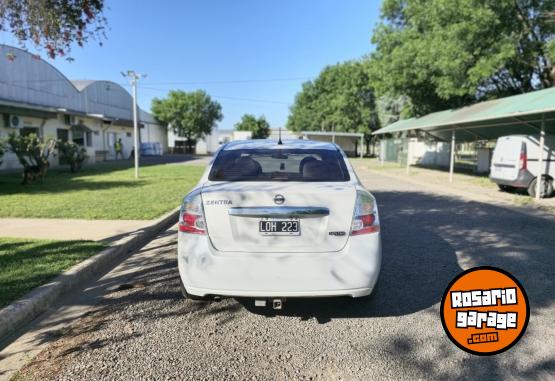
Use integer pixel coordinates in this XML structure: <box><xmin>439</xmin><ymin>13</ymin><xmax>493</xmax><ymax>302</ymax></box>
<box><xmin>201</xmin><ymin>182</ymin><xmax>356</xmax><ymax>253</ymax></box>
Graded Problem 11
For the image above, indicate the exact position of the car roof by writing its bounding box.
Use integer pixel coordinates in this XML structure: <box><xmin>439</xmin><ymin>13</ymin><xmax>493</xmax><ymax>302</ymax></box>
<box><xmin>222</xmin><ymin>139</ymin><xmax>339</xmax><ymax>151</ymax></box>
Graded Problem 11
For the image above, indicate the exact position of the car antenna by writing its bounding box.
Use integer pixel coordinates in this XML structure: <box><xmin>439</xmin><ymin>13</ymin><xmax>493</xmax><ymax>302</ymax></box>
<box><xmin>278</xmin><ymin>128</ymin><xmax>283</xmax><ymax>145</ymax></box>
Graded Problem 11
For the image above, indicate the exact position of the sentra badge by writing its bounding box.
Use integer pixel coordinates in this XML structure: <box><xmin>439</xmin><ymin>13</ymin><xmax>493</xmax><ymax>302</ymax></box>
<box><xmin>205</xmin><ymin>200</ymin><xmax>232</xmax><ymax>206</ymax></box>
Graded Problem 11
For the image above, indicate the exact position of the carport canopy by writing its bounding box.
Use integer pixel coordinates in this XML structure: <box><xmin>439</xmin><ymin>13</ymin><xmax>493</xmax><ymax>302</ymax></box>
<box><xmin>373</xmin><ymin>87</ymin><xmax>555</xmax><ymax>141</ymax></box>
<box><xmin>372</xmin><ymin>87</ymin><xmax>555</xmax><ymax>198</ymax></box>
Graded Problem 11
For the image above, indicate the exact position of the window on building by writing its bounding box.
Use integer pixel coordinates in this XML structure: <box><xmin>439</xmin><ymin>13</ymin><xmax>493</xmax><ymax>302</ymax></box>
<box><xmin>72</xmin><ymin>129</ymin><xmax>85</xmax><ymax>146</ymax></box>
<box><xmin>85</xmin><ymin>131</ymin><xmax>92</xmax><ymax>147</ymax></box>
<box><xmin>57</xmin><ymin>129</ymin><xmax>69</xmax><ymax>142</ymax></box>
<box><xmin>20</xmin><ymin>127</ymin><xmax>39</xmax><ymax>137</ymax></box>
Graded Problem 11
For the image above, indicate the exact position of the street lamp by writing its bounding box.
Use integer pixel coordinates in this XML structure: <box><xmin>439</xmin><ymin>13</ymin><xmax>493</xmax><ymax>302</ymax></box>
<box><xmin>121</xmin><ymin>70</ymin><xmax>146</xmax><ymax>179</ymax></box>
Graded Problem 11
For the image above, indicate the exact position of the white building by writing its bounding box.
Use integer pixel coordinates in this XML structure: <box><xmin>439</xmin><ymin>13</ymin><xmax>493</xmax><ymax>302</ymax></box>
<box><xmin>209</xmin><ymin>128</ymin><xmax>299</xmax><ymax>148</ymax></box>
<box><xmin>269</xmin><ymin>128</ymin><xmax>299</xmax><ymax>141</ymax></box>
<box><xmin>0</xmin><ymin>45</ymin><xmax>168</xmax><ymax>170</ymax></box>
<box><xmin>167</xmin><ymin>128</ymin><xmax>220</xmax><ymax>155</ymax></box>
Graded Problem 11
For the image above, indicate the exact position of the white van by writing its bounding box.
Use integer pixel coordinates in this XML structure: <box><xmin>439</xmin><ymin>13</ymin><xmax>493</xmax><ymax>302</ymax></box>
<box><xmin>490</xmin><ymin>135</ymin><xmax>555</xmax><ymax>198</ymax></box>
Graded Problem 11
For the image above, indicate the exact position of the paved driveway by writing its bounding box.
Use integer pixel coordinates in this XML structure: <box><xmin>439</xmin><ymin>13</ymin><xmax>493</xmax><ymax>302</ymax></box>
<box><xmin>13</xmin><ymin>170</ymin><xmax>555</xmax><ymax>380</ymax></box>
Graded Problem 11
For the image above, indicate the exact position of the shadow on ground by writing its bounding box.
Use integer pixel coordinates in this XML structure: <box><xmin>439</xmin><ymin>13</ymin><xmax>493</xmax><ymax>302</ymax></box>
<box><xmin>239</xmin><ymin>190</ymin><xmax>554</xmax><ymax>322</ymax></box>
<box><xmin>10</xmin><ymin>189</ymin><xmax>555</xmax><ymax>380</ymax></box>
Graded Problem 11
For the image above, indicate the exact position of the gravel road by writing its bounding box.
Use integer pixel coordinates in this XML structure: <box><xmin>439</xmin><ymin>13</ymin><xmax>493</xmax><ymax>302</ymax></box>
<box><xmin>15</xmin><ymin>169</ymin><xmax>555</xmax><ymax>381</ymax></box>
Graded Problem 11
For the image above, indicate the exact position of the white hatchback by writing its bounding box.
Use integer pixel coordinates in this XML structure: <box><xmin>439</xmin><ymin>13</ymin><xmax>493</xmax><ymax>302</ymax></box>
<box><xmin>177</xmin><ymin>139</ymin><xmax>381</xmax><ymax>307</ymax></box>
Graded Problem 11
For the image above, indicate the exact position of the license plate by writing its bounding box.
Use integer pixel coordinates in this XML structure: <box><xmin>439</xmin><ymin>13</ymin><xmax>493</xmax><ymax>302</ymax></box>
<box><xmin>259</xmin><ymin>218</ymin><xmax>300</xmax><ymax>236</ymax></box>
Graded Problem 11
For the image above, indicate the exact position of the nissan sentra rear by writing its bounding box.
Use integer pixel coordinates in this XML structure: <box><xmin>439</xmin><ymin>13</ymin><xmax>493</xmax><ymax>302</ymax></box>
<box><xmin>177</xmin><ymin>139</ymin><xmax>381</xmax><ymax>303</ymax></box>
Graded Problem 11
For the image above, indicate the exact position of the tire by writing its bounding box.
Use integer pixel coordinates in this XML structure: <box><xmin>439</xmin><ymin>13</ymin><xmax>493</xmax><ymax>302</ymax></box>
<box><xmin>528</xmin><ymin>177</ymin><xmax>554</xmax><ymax>198</ymax></box>
<box><xmin>497</xmin><ymin>184</ymin><xmax>515</xmax><ymax>192</ymax></box>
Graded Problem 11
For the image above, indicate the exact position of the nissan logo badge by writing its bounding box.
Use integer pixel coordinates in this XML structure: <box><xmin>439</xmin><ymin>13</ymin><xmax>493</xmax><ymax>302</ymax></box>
<box><xmin>274</xmin><ymin>194</ymin><xmax>285</xmax><ymax>205</ymax></box>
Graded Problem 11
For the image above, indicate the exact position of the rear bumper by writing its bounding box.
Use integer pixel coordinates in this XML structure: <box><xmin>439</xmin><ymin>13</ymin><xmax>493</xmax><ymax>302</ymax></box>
<box><xmin>490</xmin><ymin>169</ymin><xmax>533</xmax><ymax>188</ymax></box>
<box><xmin>177</xmin><ymin>232</ymin><xmax>381</xmax><ymax>298</ymax></box>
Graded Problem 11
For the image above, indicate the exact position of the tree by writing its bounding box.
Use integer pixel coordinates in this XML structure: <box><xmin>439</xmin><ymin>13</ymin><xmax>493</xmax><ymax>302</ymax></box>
<box><xmin>376</xmin><ymin>95</ymin><xmax>412</xmax><ymax>127</ymax></box>
<box><xmin>287</xmin><ymin>61</ymin><xmax>380</xmax><ymax>154</ymax></box>
<box><xmin>0</xmin><ymin>141</ymin><xmax>4</xmax><ymax>166</ymax></box>
<box><xmin>57</xmin><ymin>140</ymin><xmax>88</xmax><ymax>172</ymax></box>
<box><xmin>0</xmin><ymin>0</ymin><xmax>107</xmax><ymax>60</ymax></box>
<box><xmin>370</xmin><ymin>0</ymin><xmax>555</xmax><ymax>116</ymax></box>
<box><xmin>6</xmin><ymin>133</ymin><xmax>56</xmax><ymax>183</ymax></box>
<box><xmin>235</xmin><ymin>114</ymin><xmax>271</xmax><ymax>139</ymax></box>
<box><xmin>151</xmin><ymin>90</ymin><xmax>223</xmax><ymax>153</ymax></box>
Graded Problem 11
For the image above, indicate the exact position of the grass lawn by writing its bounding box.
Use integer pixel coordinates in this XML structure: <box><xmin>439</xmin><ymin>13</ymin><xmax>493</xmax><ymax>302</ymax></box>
<box><xmin>0</xmin><ymin>162</ymin><xmax>205</xmax><ymax>219</ymax></box>
<box><xmin>0</xmin><ymin>238</ymin><xmax>106</xmax><ymax>308</ymax></box>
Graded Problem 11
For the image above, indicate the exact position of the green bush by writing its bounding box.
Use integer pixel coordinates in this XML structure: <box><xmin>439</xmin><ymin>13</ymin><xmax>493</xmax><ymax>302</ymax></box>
<box><xmin>57</xmin><ymin>140</ymin><xmax>88</xmax><ymax>172</ymax></box>
<box><xmin>6</xmin><ymin>133</ymin><xmax>56</xmax><ymax>184</ymax></box>
<box><xmin>6</xmin><ymin>133</ymin><xmax>55</xmax><ymax>168</ymax></box>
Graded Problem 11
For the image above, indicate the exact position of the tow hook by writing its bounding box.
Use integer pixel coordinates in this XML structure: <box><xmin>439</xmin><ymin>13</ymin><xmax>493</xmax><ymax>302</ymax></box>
<box><xmin>272</xmin><ymin>298</ymin><xmax>284</xmax><ymax>310</ymax></box>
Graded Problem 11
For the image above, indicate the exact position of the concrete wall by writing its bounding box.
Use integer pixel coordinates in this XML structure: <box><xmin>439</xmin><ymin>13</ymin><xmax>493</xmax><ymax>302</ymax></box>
<box><xmin>379</xmin><ymin>138</ymin><xmax>492</xmax><ymax>172</ymax></box>
<box><xmin>0</xmin><ymin>114</ymin><xmax>138</xmax><ymax>170</ymax></box>
<box><xmin>268</xmin><ymin>129</ymin><xmax>299</xmax><ymax>140</ymax></box>
<box><xmin>195</xmin><ymin>133</ymin><xmax>220</xmax><ymax>155</ymax></box>
<box><xmin>167</xmin><ymin>127</ymin><xmax>220</xmax><ymax>155</ymax></box>
<box><xmin>380</xmin><ymin>138</ymin><xmax>450</xmax><ymax>167</ymax></box>
<box><xmin>411</xmin><ymin>140</ymin><xmax>451</xmax><ymax>167</ymax></box>
<box><xmin>140</xmin><ymin>122</ymin><xmax>168</xmax><ymax>154</ymax></box>
<box><xmin>303</xmin><ymin>134</ymin><xmax>363</xmax><ymax>156</ymax></box>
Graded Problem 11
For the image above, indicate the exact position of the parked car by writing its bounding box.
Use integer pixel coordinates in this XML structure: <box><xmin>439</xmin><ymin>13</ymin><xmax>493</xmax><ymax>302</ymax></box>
<box><xmin>490</xmin><ymin>134</ymin><xmax>555</xmax><ymax>198</ymax></box>
<box><xmin>177</xmin><ymin>139</ymin><xmax>382</xmax><ymax>309</ymax></box>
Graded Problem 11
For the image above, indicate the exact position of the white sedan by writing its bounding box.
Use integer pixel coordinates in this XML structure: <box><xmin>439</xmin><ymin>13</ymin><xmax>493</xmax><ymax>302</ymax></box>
<box><xmin>177</xmin><ymin>139</ymin><xmax>381</xmax><ymax>308</ymax></box>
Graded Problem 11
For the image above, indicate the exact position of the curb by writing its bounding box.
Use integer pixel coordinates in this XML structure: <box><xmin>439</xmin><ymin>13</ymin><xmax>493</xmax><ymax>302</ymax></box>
<box><xmin>0</xmin><ymin>207</ymin><xmax>180</xmax><ymax>343</ymax></box>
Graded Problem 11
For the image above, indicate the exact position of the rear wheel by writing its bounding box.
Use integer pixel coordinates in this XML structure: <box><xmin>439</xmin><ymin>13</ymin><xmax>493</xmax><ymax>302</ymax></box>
<box><xmin>527</xmin><ymin>177</ymin><xmax>554</xmax><ymax>198</ymax></box>
<box><xmin>497</xmin><ymin>184</ymin><xmax>515</xmax><ymax>192</ymax></box>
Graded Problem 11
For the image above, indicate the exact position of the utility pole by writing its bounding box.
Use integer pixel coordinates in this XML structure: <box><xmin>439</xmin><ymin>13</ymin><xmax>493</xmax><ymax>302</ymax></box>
<box><xmin>122</xmin><ymin>70</ymin><xmax>146</xmax><ymax>179</ymax></box>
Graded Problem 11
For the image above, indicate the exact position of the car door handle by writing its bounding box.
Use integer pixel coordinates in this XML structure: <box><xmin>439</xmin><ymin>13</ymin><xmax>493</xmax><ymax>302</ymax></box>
<box><xmin>228</xmin><ymin>206</ymin><xmax>330</xmax><ymax>218</ymax></box>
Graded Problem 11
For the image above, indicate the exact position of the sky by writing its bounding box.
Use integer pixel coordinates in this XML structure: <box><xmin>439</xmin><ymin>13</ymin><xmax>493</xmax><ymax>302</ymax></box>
<box><xmin>1</xmin><ymin>0</ymin><xmax>381</xmax><ymax>131</ymax></box>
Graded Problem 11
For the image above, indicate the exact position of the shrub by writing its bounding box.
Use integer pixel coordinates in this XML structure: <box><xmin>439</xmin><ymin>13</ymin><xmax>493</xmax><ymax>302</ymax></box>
<box><xmin>6</xmin><ymin>133</ymin><xmax>56</xmax><ymax>184</ymax></box>
<box><xmin>57</xmin><ymin>140</ymin><xmax>88</xmax><ymax>172</ymax></box>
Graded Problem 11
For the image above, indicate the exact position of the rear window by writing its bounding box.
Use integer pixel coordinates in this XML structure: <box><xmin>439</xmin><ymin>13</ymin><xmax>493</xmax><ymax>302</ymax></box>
<box><xmin>208</xmin><ymin>148</ymin><xmax>350</xmax><ymax>182</ymax></box>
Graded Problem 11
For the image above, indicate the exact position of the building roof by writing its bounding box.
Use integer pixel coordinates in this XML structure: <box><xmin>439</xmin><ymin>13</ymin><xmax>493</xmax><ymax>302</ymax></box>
<box><xmin>71</xmin><ymin>80</ymin><xmax>97</xmax><ymax>91</ymax></box>
<box><xmin>0</xmin><ymin>45</ymin><xmax>156</xmax><ymax>125</ymax></box>
<box><xmin>373</xmin><ymin>87</ymin><xmax>555</xmax><ymax>142</ymax></box>
<box><xmin>302</xmin><ymin>130</ymin><xmax>364</xmax><ymax>138</ymax></box>
<box><xmin>223</xmin><ymin>139</ymin><xmax>339</xmax><ymax>151</ymax></box>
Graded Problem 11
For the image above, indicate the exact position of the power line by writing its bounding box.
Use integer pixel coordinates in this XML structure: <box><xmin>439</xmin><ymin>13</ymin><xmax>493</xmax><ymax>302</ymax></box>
<box><xmin>138</xmin><ymin>85</ymin><xmax>291</xmax><ymax>105</ymax></box>
<box><xmin>139</xmin><ymin>77</ymin><xmax>312</xmax><ymax>86</ymax></box>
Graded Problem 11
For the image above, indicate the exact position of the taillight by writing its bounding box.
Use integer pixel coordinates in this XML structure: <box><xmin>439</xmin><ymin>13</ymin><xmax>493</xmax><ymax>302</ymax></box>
<box><xmin>178</xmin><ymin>190</ymin><xmax>206</xmax><ymax>235</ymax></box>
<box><xmin>519</xmin><ymin>143</ymin><xmax>527</xmax><ymax>170</ymax></box>
<box><xmin>351</xmin><ymin>190</ymin><xmax>380</xmax><ymax>235</ymax></box>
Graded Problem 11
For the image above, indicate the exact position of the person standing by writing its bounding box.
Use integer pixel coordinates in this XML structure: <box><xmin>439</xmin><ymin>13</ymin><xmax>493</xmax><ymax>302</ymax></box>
<box><xmin>115</xmin><ymin>138</ymin><xmax>123</xmax><ymax>160</ymax></box>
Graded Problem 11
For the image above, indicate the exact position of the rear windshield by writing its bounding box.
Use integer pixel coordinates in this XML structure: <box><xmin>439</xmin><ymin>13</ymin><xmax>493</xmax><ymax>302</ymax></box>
<box><xmin>208</xmin><ymin>148</ymin><xmax>350</xmax><ymax>182</ymax></box>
